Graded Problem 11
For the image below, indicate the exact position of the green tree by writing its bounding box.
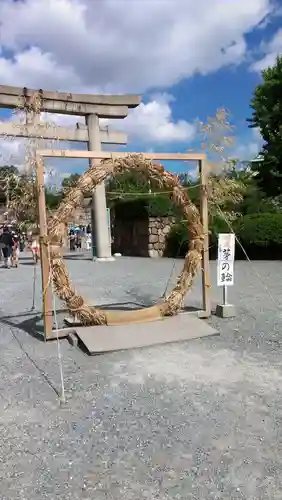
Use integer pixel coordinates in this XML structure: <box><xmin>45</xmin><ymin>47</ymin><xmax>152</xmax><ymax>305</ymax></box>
<box><xmin>0</xmin><ymin>165</ymin><xmax>19</xmax><ymax>177</ymax></box>
<box><xmin>0</xmin><ymin>165</ymin><xmax>20</xmax><ymax>205</ymax></box>
<box><xmin>248</xmin><ymin>55</ymin><xmax>282</xmax><ymax>196</ymax></box>
<box><xmin>107</xmin><ymin>171</ymin><xmax>150</xmax><ymax>197</ymax></box>
<box><xmin>45</xmin><ymin>189</ymin><xmax>62</xmax><ymax>210</ymax></box>
<box><xmin>61</xmin><ymin>173</ymin><xmax>81</xmax><ymax>190</ymax></box>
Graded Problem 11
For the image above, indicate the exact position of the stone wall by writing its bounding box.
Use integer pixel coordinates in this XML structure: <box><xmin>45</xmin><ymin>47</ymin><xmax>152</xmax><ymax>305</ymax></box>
<box><xmin>112</xmin><ymin>215</ymin><xmax>175</xmax><ymax>257</ymax></box>
<box><xmin>148</xmin><ymin>217</ymin><xmax>175</xmax><ymax>257</ymax></box>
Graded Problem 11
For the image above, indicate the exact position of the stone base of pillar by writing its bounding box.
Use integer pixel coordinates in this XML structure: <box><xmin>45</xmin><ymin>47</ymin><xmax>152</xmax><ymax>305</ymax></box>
<box><xmin>92</xmin><ymin>256</ymin><xmax>115</xmax><ymax>262</ymax></box>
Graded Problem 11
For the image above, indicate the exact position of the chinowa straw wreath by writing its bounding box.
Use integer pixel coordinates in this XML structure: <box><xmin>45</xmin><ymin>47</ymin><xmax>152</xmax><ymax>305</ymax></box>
<box><xmin>47</xmin><ymin>153</ymin><xmax>205</xmax><ymax>325</ymax></box>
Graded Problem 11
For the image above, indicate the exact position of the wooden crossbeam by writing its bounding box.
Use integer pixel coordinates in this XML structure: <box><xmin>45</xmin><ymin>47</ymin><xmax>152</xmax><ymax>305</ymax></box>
<box><xmin>0</xmin><ymin>122</ymin><xmax>127</xmax><ymax>144</ymax></box>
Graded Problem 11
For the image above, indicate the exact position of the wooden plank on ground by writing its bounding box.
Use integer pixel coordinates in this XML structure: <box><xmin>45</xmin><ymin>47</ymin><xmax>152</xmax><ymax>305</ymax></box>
<box><xmin>106</xmin><ymin>306</ymin><xmax>162</xmax><ymax>325</ymax></box>
<box><xmin>75</xmin><ymin>314</ymin><xmax>218</xmax><ymax>354</ymax></box>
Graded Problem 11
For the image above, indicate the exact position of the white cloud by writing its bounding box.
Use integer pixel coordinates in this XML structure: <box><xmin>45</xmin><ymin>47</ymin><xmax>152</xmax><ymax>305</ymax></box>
<box><xmin>0</xmin><ymin>135</ymin><xmax>23</xmax><ymax>167</ymax></box>
<box><xmin>104</xmin><ymin>94</ymin><xmax>196</xmax><ymax>144</ymax></box>
<box><xmin>0</xmin><ymin>111</ymin><xmax>73</xmax><ymax>170</ymax></box>
<box><xmin>43</xmin><ymin>93</ymin><xmax>196</xmax><ymax>144</ymax></box>
<box><xmin>250</xmin><ymin>28</ymin><xmax>282</xmax><ymax>72</ymax></box>
<box><xmin>0</xmin><ymin>0</ymin><xmax>273</xmax><ymax>93</ymax></box>
<box><xmin>0</xmin><ymin>0</ymin><xmax>276</xmax><ymax>162</ymax></box>
<box><xmin>231</xmin><ymin>128</ymin><xmax>263</xmax><ymax>161</ymax></box>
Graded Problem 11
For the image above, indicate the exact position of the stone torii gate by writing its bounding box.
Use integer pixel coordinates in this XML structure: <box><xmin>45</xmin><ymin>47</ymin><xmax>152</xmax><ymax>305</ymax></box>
<box><xmin>0</xmin><ymin>84</ymin><xmax>141</xmax><ymax>259</ymax></box>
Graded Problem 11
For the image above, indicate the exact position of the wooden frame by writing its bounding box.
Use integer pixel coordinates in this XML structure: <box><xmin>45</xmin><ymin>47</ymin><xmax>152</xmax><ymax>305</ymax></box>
<box><xmin>35</xmin><ymin>150</ymin><xmax>210</xmax><ymax>341</ymax></box>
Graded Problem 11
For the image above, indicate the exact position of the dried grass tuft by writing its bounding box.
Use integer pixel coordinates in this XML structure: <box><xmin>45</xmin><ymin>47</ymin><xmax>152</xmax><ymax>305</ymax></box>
<box><xmin>2</xmin><ymin>89</ymin><xmax>63</xmax><ymax>226</ymax></box>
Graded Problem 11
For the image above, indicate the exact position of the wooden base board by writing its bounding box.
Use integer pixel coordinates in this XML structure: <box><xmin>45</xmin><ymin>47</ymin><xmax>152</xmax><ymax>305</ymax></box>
<box><xmin>75</xmin><ymin>314</ymin><xmax>218</xmax><ymax>354</ymax></box>
<box><xmin>46</xmin><ymin>308</ymin><xmax>211</xmax><ymax>342</ymax></box>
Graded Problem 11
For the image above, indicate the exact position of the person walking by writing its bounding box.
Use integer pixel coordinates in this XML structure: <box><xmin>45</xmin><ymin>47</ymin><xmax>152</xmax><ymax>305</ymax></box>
<box><xmin>0</xmin><ymin>226</ymin><xmax>14</xmax><ymax>268</ymax></box>
<box><xmin>19</xmin><ymin>233</ymin><xmax>25</xmax><ymax>252</ymax></box>
<box><xmin>86</xmin><ymin>232</ymin><xmax>92</xmax><ymax>251</ymax></box>
<box><xmin>75</xmin><ymin>231</ymin><xmax>82</xmax><ymax>251</ymax></box>
<box><xmin>31</xmin><ymin>235</ymin><xmax>40</xmax><ymax>264</ymax></box>
<box><xmin>69</xmin><ymin>229</ymin><xmax>76</xmax><ymax>251</ymax></box>
<box><xmin>11</xmin><ymin>232</ymin><xmax>20</xmax><ymax>267</ymax></box>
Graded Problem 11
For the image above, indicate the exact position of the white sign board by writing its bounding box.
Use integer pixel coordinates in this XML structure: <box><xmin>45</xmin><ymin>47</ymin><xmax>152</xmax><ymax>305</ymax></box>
<box><xmin>217</xmin><ymin>233</ymin><xmax>235</xmax><ymax>287</ymax></box>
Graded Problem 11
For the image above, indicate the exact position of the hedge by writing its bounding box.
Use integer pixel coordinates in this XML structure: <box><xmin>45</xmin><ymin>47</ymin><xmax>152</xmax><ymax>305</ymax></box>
<box><xmin>164</xmin><ymin>215</ymin><xmax>231</xmax><ymax>257</ymax></box>
<box><xmin>165</xmin><ymin>212</ymin><xmax>282</xmax><ymax>259</ymax></box>
<box><xmin>234</xmin><ymin>212</ymin><xmax>282</xmax><ymax>247</ymax></box>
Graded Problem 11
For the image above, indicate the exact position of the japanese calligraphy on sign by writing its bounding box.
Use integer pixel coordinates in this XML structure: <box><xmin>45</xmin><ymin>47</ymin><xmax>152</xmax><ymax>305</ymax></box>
<box><xmin>217</xmin><ymin>233</ymin><xmax>235</xmax><ymax>287</ymax></box>
<box><xmin>217</xmin><ymin>260</ymin><xmax>234</xmax><ymax>286</ymax></box>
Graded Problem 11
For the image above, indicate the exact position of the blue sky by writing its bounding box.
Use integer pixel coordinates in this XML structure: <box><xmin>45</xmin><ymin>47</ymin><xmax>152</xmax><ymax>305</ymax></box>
<box><xmin>0</xmin><ymin>0</ymin><xmax>281</xmax><ymax>181</ymax></box>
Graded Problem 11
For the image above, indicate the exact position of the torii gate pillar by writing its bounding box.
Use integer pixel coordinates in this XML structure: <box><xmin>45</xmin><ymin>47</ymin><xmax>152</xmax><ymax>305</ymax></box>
<box><xmin>86</xmin><ymin>114</ymin><xmax>113</xmax><ymax>260</ymax></box>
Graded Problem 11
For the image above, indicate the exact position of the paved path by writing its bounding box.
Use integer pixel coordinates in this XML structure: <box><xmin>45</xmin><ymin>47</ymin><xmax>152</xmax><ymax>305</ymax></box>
<box><xmin>1</xmin><ymin>254</ymin><xmax>282</xmax><ymax>499</ymax></box>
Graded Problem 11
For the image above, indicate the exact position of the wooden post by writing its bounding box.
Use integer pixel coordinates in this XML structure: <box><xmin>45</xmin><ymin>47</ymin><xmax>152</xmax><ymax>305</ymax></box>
<box><xmin>36</xmin><ymin>155</ymin><xmax>53</xmax><ymax>339</ymax></box>
<box><xmin>199</xmin><ymin>158</ymin><xmax>211</xmax><ymax>316</ymax></box>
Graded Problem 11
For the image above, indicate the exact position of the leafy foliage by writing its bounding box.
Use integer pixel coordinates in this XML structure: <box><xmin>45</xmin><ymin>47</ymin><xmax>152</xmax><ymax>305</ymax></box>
<box><xmin>0</xmin><ymin>165</ymin><xmax>20</xmax><ymax>205</ymax></box>
<box><xmin>108</xmin><ymin>169</ymin><xmax>181</xmax><ymax>217</ymax></box>
<box><xmin>164</xmin><ymin>223</ymin><xmax>189</xmax><ymax>257</ymax></box>
<box><xmin>107</xmin><ymin>171</ymin><xmax>149</xmax><ymax>195</ymax></box>
<box><xmin>112</xmin><ymin>195</ymin><xmax>178</xmax><ymax>220</ymax></box>
<box><xmin>0</xmin><ymin>165</ymin><xmax>62</xmax><ymax>227</ymax></box>
<box><xmin>248</xmin><ymin>55</ymin><xmax>282</xmax><ymax>196</ymax></box>
<box><xmin>61</xmin><ymin>173</ymin><xmax>81</xmax><ymax>190</ymax></box>
<box><xmin>45</xmin><ymin>190</ymin><xmax>62</xmax><ymax>210</ymax></box>
<box><xmin>235</xmin><ymin>213</ymin><xmax>282</xmax><ymax>247</ymax></box>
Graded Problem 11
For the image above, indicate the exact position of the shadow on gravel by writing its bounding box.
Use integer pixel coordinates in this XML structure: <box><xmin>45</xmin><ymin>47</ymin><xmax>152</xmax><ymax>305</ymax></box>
<box><xmin>0</xmin><ymin>293</ymin><xmax>204</xmax><ymax>350</ymax></box>
<box><xmin>0</xmin><ymin>301</ymin><xmax>151</xmax><ymax>343</ymax></box>
<box><xmin>18</xmin><ymin>261</ymin><xmax>37</xmax><ymax>266</ymax></box>
<box><xmin>0</xmin><ymin>313</ymin><xmax>45</xmax><ymax>341</ymax></box>
<box><xmin>95</xmin><ymin>301</ymin><xmax>149</xmax><ymax>311</ymax></box>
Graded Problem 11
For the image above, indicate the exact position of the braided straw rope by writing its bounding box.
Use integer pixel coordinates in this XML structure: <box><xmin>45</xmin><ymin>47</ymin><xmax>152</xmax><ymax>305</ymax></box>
<box><xmin>47</xmin><ymin>154</ymin><xmax>205</xmax><ymax>325</ymax></box>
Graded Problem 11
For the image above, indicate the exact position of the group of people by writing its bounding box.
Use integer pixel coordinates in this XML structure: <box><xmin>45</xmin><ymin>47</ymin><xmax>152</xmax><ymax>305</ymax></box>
<box><xmin>68</xmin><ymin>225</ymin><xmax>92</xmax><ymax>252</ymax></box>
<box><xmin>0</xmin><ymin>226</ymin><xmax>40</xmax><ymax>268</ymax></box>
<box><xmin>0</xmin><ymin>226</ymin><xmax>21</xmax><ymax>268</ymax></box>
<box><xmin>0</xmin><ymin>222</ymin><xmax>93</xmax><ymax>268</ymax></box>
<box><xmin>69</xmin><ymin>229</ymin><xmax>82</xmax><ymax>251</ymax></box>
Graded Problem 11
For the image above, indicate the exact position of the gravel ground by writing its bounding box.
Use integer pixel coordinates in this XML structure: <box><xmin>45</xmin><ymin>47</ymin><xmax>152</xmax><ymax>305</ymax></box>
<box><xmin>1</xmin><ymin>252</ymin><xmax>282</xmax><ymax>499</ymax></box>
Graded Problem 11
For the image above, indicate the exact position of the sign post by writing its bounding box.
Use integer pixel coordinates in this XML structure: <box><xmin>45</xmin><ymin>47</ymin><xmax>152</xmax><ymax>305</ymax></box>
<box><xmin>106</xmin><ymin>208</ymin><xmax>113</xmax><ymax>258</ymax></box>
<box><xmin>215</xmin><ymin>233</ymin><xmax>236</xmax><ymax>318</ymax></box>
